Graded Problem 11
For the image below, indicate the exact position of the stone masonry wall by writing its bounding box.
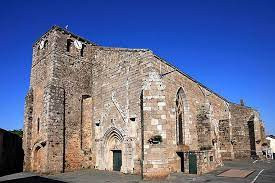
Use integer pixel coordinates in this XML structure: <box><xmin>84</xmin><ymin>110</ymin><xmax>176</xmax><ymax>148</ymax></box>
<box><xmin>50</xmin><ymin>30</ymin><xmax>94</xmax><ymax>171</ymax></box>
<box><xmin>23</xmin><ymin>26</ymin><xmax>266</xmax><ymax>179</ymax></box>
<box><xmin>218</xmin><ymin>119</ymin><xmax>234</xmax><ymax>160</ymax></box>
<box><xmin>92</xmin><ymin>47</ymin><xmax>152</xmax><ymax>174</ymax></box>
<box><xmin>141</xmin><ymin>54</ymin><xmax>226</xmax><ymax>178</ymax></box>
<box><xmin>229</xmin><ymin>104</ymin><xmax>264</xmax><ymax>159</ymax></box>
<box><xmin>43</xmin><ymin>84</ymin><xmax>65</xmax><ymax>173</ymax></box>
<box><xmin>22</xmin><ymin>89</ymin><xmax>33</xmax><ymax>171</ymax></box>
<box><xmin>23</xmin><ymin>29</ymin><xmax>57</xmax><ymax>173</ymax></box>
<box><xmin>142</xmin><ymin>71</ymin><xmax>169</xmax><ymax>179</ymax></box>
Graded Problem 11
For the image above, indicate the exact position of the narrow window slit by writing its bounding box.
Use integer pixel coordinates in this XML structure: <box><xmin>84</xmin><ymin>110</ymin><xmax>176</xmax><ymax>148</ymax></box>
<box><xmin>44</xmin><ymin>40</ymin><xmax>48</xmax><ymax>49</ymax></box>
<box><xmin>81</xmin><ymin>44</ymin><xmax>86</xmax><ymax>57</ymax></box>
<box><xmin>37</xmin><ymin>118</ymin><xmax>40</xmax><ymax>133</ymax></box>
<box><xmin>67</xmin><ymin>39</ymin><xmax>72</xmax><ymax>52</ymax></box>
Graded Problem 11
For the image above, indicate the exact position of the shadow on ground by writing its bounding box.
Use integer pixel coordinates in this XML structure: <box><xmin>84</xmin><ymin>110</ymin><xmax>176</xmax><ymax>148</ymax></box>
<box><xmin>1</xmin><ymin>176</ymin><xmax>67</xmax><ymax>183</ymax></box>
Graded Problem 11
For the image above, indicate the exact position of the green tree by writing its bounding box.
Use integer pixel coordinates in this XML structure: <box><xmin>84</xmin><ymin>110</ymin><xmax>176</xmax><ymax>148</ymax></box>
<box><xmin>9</xmin><ymin>129</ymin><xmax>23</xmax><ymax>138</ymax></box>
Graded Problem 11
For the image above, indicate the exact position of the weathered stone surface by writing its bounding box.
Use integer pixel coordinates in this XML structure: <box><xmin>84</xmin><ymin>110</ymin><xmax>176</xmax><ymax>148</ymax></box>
<box><xmin>229</xmin><ymin>104</ymin><xmax>266</xmax><ymax>159</ymax></box>
<box><xmin>23</xmin><ymin>26</ymin><xmax>266</xmax><ymax>179</ymax></box>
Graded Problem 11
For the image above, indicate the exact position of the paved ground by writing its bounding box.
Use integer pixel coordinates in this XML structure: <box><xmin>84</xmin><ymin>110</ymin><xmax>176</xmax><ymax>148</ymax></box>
<box><xmin>0</xmin><ymin>160</ymin><xmax>274</xmax><ymax>183</ymax></box>
<box><xmin>169</xmin><ymin>159</ymin><xmax>275</xmax><ymax>183</ymax></box>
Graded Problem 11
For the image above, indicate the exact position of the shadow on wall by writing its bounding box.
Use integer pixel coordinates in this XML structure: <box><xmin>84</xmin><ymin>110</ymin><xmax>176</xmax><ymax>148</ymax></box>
<box><xmin>0</xmin><ymin>129</ymin><xmax>24</xmax><ymax>177</ymax></box>
<box><xmin>1</xmin><ymin>176</ymin><xmax>67</xmax><ymax>183</ymax></box>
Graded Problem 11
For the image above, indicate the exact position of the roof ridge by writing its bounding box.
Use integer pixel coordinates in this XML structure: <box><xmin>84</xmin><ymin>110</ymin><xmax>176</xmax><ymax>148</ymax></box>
<box><xmin>94</xmin><ymin>46</ymin><xmax>150</xmax><ymax>52</ymax></box>
<box><xmin>32</xmin><ymin>26</ymin><xmax>258</xmax><ymax>112</ymax></box>
<box><xmin>152</xmin><ymin>53</ymin><xmax>230</xmax><ymax>103</ymax></box>
<box><xmin>33</xmin><ymin>25</ymin><xmax>97</xmax><ymax>47</ymax></box>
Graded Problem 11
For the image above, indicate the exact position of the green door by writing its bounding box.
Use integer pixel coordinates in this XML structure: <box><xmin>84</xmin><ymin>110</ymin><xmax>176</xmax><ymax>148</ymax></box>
<box><xmin>113</xmin><ymin>150</ymin><xmax>122</xmax><ymax>171</ymax></box>
<box><xmin>189</xmin><ymin>153</ymin><xmax>197</xmax><ymax>174</ymax></box>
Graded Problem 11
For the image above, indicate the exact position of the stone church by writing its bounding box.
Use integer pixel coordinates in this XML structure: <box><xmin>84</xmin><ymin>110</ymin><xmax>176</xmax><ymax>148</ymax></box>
<box><xmin>23</xmin><ymin>26</ymin><xmax>266</xmax><ymax>179</ymax></box>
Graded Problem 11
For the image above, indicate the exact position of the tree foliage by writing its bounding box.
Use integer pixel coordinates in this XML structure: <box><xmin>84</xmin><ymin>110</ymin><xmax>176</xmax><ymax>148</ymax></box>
<box><xmin>9</xmin><ymin>129</ymin><xmax>23</xmax><ymax>138</ymax></box>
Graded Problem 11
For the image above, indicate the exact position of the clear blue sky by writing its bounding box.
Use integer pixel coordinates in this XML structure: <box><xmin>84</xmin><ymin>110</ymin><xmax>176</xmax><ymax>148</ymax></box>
<box><xmin>0</xmin><ymin>0</ymin><xmax>274</xmax><ymax>134</ymax></box>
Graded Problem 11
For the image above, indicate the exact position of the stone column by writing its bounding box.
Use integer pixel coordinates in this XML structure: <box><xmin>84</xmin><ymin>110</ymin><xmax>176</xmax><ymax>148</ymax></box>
<box><xmin>253</xmin><ymin>113</ymin><xmax>264</xmax><ymax>158</ymax></box>
<box><xmin>23</xmin><ymin>88</ymin><xmax>33</xmax><ymax>172</ymax></box>
<box><xmin>44</xmin><ymin>84</ymin><xmax>65</xmax><ymax>173</ymax></box>
<box><xmin>142</xmin><ymin>71</ymin><xmax>169</xmax><ymax>179</ymax></box>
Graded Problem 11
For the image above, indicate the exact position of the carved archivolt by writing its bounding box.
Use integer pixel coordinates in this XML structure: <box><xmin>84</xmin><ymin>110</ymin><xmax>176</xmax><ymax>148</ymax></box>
<box><xmin>103</xmin><ymin>127</ymin><xmax>124</xmax><ymax>144</ymax></box>
<box><xmin>32</xmin><ymin>140</ymin><xmax>47</xmax><ymax>151</ymax></box>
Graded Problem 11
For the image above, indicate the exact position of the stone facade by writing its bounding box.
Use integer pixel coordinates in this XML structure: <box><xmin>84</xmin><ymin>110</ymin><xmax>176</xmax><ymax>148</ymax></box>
<box><xmin>23</xmin><ymin>26</ymin><xmax>266</xmax><ymax>179</ymax></box>
<box><xmin>229</xmin><ymin>104</ymin><xmax>266</xmax><ymax>159</ymax></box>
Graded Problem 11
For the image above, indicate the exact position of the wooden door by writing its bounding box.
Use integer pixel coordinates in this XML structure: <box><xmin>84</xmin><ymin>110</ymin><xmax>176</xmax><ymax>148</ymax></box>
<box><xmin>189</xmin><ymin>153</ymin><xmax>197</xmax><ymax>174</ymax></box>
<box><xmin>113</xmin><ymin>150</ymin><xmax>122</xmax><ymax>171</ymax></box>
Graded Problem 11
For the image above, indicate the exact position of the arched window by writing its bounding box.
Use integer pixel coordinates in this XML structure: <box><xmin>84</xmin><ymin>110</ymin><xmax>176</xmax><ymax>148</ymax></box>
<box><xmin>176</xmin><ymin>88</ymin><xmax>185</xmax><ymax>145</ymax></box>
<box><xmin>44</xmin><ymin>40</ymin><xmax>48</xmax><ymax>49</ymax></box>
<box><xmin>67</xmin><ymin>39</ymin><xmax>72</xmax><ymax>52</ymax></box>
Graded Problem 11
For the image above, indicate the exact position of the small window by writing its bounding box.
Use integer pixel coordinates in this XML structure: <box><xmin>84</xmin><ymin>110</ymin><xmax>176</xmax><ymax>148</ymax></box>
<box><xmin>95</xmin><ymin>120</ymin><xmax>100</xmax><ymax>126</ymax></box>
<box><xmin>67</xmin><ymin>39</ymin><xmax>72</xmax><ymax>52</ymax></box>
<box><xmin>210</xmin><ymin>156</ymin><xmax>213</xmax><ymax>162</ymax></box>
<box><xmin>44</xmin><ymin>40</ymin><xmax>48</xmax><ymax>49</ymax></box>
<box><xmin>80</xmin><ymin>44</ymin><xmax>86</xmax><ymax>57</ymax></box>
<box><xmin>37</xmin><ymin>47</ymin><xmax>40</xmax><ymax>56</ymax></box>
<box><xmin>37</xmin><ymin>118</ymin><xmax>40</xmax><ymax>133</ymax></box>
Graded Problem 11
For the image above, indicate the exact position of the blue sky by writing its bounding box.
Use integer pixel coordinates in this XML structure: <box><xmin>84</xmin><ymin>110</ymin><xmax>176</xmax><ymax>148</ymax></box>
<box><xmin>0</xmin><ymin>0</ymin><xmax>274</xmax><ymax>134</ymax></box>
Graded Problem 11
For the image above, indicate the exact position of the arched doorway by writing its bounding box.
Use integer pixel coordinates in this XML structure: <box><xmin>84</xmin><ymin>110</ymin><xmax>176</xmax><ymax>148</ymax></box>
<box><xmin>103</xmin><ymin>127</ymin><xmax>124</xmax><ymax>171</ymax></box>
<box><xmin>32</xmin><ymin>145</ymin><xmax>43</xmax><ymax>172</ymax></box>
<box><xmin>32</xmin><ymin>141</ymin><xmax>46</xmax><ymax>172</ymax></box>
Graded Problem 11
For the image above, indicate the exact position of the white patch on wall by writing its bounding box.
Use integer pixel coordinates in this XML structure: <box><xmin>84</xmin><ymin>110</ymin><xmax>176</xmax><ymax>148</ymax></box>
<box><xmin>142</xmin><ymin>71</ymin><xmax>162</xmax><ymax>90</ymax></box>
<box><xmin>74</xmin><ymin>40</ymin><xmax>82</xmax><ymax>49</ymax></box>
<box><xmin>157</xmin><ymin>125</ymin><xmax>162</xmax><ymax>131</ymax></box>
<box><xmin>151</xmin><ymin>119</ymin><xmax>159</xmax><ymax>125</ymax></box>
<box><xmin>161</xmin><ymin>115</ymin><xmax>166</xmax><ymax>119</ymax></box>
<box><xmin>39</xmin><ymin>40</ymin><xmax>45</xmax><ymax>49</ymax></box>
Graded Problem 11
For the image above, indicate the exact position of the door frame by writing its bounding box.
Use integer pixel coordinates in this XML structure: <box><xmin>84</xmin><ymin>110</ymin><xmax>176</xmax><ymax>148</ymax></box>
<box><xmin>176</xmin><ymin>152</ymin><xmax>185</xmax><ymax>172</ymax></box>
